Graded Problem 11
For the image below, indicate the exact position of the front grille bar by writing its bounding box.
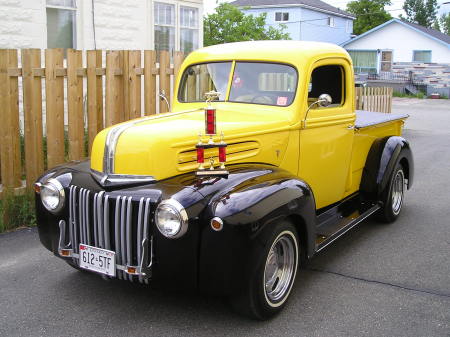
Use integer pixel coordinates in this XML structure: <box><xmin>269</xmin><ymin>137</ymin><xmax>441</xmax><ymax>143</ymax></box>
<box><xmin>60</xmin><ymin>186</ymin><xmax>153</xmax><ymax>283</ymax></box>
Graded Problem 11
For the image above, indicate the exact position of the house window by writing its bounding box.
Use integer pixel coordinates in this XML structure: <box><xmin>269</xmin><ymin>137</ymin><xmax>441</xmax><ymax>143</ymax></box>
<box><xmin>154</xmin><ymin>2</ymin><xmax>175</xmax><ymax>52</ymax></box>
<box><xmin>327</xmin><ymin>17</ymin><xmax>335</xmax><ymax>27</ymax></box>
<box><xmin>346</xmin><ymin>20</ymin><xmax>352</xmax><ymax>33</ymax></box>
<box><xmin>275</xmin><ymin>12</ymin><xmax>289</xmax><ymax>22</ymax></box>
<box><xmin>46</xmin><ymin>0</ymin><xmax>77</xmax><ymax>49</ymax></box>
<box><xmin>348</xmin><ymin>50</ymin><xmax>378</xmax><ymax>74</ymax></box>
<box><xmin>413</xmin><ymin>50</ymin><xmax>432</xmax><ymax>63</ymax></box>
<box><xmin>180</xmin><ymin>6</ymin><xmax>199</xmax><ymax>54</ymax></box>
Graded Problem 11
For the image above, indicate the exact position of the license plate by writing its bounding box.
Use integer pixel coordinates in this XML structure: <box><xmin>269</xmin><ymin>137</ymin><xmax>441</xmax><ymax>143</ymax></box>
<box><xmin>79</xmin><ymin>244</ymin><xmax>116</xmax><ymax>277</ymax></box>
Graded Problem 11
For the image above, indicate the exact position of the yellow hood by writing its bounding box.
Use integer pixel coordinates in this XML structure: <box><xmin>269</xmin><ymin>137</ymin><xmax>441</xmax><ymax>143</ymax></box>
<box><xmin>91</xmin><ymin>104</ymin><xmax>292</xmax><ymax>180</ymax></box>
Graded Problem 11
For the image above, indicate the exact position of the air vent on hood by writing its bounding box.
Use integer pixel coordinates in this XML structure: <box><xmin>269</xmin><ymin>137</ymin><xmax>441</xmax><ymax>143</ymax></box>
<box><xmin>177</xmin><ymin>141</ymin><xmax>259</xmax><ymax>171</ymax></box>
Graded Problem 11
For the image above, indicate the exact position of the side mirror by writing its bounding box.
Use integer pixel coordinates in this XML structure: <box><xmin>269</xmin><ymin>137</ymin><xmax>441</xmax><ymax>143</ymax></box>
<box><xmin>303</xmin><ymin>93</ymin><xmax>333</xmax><ymax>129</ymax></box>
<box><xmin>318</xmin><ymin>94</ymin><xmax>332</xmax><ymax>107</ymax></box>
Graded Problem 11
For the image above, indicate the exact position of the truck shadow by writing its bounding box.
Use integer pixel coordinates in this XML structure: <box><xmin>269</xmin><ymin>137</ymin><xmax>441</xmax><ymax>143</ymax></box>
<box><xmin>50</xmin><ymin>216</ymin><xmax>384</xmax><ymax>331</ymax></box>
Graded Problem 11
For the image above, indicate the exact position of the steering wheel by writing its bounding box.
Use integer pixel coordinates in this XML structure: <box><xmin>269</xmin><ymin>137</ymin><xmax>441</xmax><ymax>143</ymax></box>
<box><xmin>251</xmin><ymin>95</ymin><xmax>273</xmax><ymax>104</ymax></box>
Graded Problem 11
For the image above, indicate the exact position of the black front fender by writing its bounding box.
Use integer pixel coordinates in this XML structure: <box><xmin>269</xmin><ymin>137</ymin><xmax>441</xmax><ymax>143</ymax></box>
<box><xmin>194</xmin><ymin>165</ymin><xmax>316</xmax><ymax>296</ymax></box>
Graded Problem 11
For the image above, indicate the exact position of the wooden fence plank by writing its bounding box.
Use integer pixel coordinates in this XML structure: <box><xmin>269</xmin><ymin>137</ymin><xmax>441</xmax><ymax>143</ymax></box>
<box><xmin>122</xmin><ymin>51</ymin><xmax>130</xmax><ymax>121</ymax></box>
<box><xmin>173</xmin><ymin>51</ymin><xmax>184</xmax><ymax>81</ymax></box>
<box><xmin>67</xmin><ymin>49</ymin><xmax>84</xmax><ymax>161</ymax></box>
<box><xmin>159</xmin><ymin>51</ymin><xmax>170</xmax><ymax>113</ymax></box>
<box><xmin>126</xmin><ymin>50</ymin><xmax>142</xmax><ymax>119</ymax></box>
<box><xmin>87</xmin><ymin>50</ymin><xmax>103</xmax><ymax>154</ymax></box>
<box><xmin>144</xmin><ymin>50</ymin><xmax>156</xmax><ymax>115</ymax></box>
<box><xmin>45</xmin><ymin>48</ymin><xmax>65</xmax><ymax>168</ymax></box>
<box><xmin>0</xmin><ymin>49</ymin><xmax>22</xmax><ymax>189</ymax></box>
<box><xmin>105</xmin><ymin>50</ymin><xmax>124</xmax><ymax>126</ymax></box>
<box><xmin>21</xmin><ymin>49</ymin><xmax>44</xmax><ymax>189</ymax></box>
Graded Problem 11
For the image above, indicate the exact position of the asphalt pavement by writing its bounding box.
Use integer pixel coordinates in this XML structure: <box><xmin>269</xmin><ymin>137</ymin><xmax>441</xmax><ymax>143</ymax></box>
<box><xmin>1</xmin><ymin>98</ymin><xmax>449</xmax><ymax>337</ymax></box>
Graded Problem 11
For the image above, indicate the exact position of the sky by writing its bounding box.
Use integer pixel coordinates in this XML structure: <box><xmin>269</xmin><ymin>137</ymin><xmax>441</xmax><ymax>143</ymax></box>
<box><xmin>203</xmin><ymin>0</ymin><xmax>450</xmax><ymax>17</ymax></box>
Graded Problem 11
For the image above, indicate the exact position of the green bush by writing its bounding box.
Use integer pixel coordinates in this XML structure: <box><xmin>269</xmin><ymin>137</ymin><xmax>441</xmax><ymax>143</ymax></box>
<box><xmin>393</xmin><ymin>91</ymin><xmax>425</xmax><ymax>99</ymax></box>
<box><xmin>0</xmin><ymin>192</ymin><xmax>36</xmax><ymax>233</ymax></box>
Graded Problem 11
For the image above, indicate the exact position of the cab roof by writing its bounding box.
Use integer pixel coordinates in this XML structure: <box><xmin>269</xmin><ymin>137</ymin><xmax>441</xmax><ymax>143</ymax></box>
<box><xmin>184</xmin><ymin>40</ymin><xmax>350</xmax><ymax>66</ymax></box>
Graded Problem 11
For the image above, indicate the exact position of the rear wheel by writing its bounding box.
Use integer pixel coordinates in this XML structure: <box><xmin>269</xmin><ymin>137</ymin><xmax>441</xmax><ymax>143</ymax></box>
<box><xmin>231</xmin><ymin>220</ymin><xmax>299</xmax><ymax>320</ymax></box>
<box><xmin>377</xmin><ymin>163</ymin><xmax>406</xmax><ymax>223</ymax></box>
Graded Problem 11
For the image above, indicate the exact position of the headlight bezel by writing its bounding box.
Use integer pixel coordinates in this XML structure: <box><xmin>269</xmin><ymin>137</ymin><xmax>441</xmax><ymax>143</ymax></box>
<box><xmin>40</xmin><ymin>178</ymin><xmax>65</xmax><ymax>213</ymax></box>
<box><xmin>155</xmin><ymin>199</ymin><xmax>188</xmax><ymax>239</ymax></box>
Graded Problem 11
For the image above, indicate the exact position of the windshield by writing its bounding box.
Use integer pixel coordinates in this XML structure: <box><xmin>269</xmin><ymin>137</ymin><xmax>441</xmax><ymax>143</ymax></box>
<box><xmin>178</xmin><ymin>62</ymin><xmax>232</xmax><ymax>102</ymax></box>
<box><xmin>178</xmin><ymin>62</ymin><xmax>298</xmax><ymax>106</ymax></box>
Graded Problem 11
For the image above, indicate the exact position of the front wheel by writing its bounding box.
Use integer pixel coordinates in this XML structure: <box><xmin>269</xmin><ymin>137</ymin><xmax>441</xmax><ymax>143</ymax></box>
<box><xmin>231</xmin><ymin>220</ymin><xmax>299</xmax><ymax>320</ymax></box>
<box><xmin>377</xmin><ymin>163</ymin><xmax>406</xmax><ymax>223</ymax></box>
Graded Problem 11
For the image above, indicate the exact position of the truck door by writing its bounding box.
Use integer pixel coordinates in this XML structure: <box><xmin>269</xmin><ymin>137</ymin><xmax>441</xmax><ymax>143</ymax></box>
<box><xmin>299</xmin><ymin>59</ymin><xmax>355</xmax><ymax>209</ymax></box>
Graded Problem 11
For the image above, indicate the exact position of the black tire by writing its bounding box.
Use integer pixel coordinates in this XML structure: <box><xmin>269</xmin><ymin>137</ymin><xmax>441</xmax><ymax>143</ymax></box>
<box><xmin>230</xmin><ymin>220</ymin><xmax>299</xmax><ymax>320</ymax></box>
<box><xmin>377</xmin><ymin>163</ymin><xmax>406</xmax><ymax>223</ymax></box>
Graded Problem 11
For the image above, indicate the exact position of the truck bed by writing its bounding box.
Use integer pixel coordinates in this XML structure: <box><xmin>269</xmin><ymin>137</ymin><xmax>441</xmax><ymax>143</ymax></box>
<box><xmin>355</xmin><ymin>110</ymin><xmax>409</xmax><ymax>129</ymax></box>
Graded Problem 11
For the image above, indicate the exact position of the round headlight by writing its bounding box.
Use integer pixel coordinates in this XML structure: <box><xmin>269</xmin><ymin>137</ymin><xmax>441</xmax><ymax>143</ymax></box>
<box><xmin>40</xmin><ymin>178</ymin><xmax>65</xmax><ymax>213</ymax></box>
<box><xmin>155</xmin><ymin>199</ymin><xmax>188</xmax><ymax>239</ymax></box>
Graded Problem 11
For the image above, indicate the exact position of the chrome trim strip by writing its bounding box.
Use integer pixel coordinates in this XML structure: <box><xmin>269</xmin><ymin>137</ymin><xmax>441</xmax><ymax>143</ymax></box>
<box><xmin>91</xmin><ymin>169</ymin><xmax>156</xmax><ymax>188</ymax></box>
<box><xmin>120</xmin><ymin>197</ymin><xmax>127</xmax><ymax>279</ymax></box>
<box><xmin>126</xmin><ymin>197</ymin><xmax>133</xmax><ymax>282</ymax></box>
<box><xmin>86</xmin><ymin>191</ymin><xmax>91</xmax><ymax>244</ymax></box>
<box><xmin>137</xmin><ymin>197</ymin><xmax>144</xmax><ymax>283</ymax></box>
<box><xmin>143</xmin><ymin>199</ymin><xmax>151</xmax><ymax>284</ymax></box>
<box><xmin>114</xmin><ymin>197</ymin><xmax>122</xmax><ymax>280</ymax></box>
<box><xmin>103</xmin><ymin>195</ymin><xmax>110</xmax><ymax>250</ymax></box>
<box><xmin>102</xmin><ymin>108</ymin><xmax>203</xmax><ymax>175</ymax></box>
<box><xmin>93</xmin><ymin>193</ymin><xmax>98</xmax><ymax>246</ymax></box>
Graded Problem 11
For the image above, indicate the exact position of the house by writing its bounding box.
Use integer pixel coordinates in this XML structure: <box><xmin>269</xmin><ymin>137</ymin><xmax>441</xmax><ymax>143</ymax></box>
<box><xmin>342</xmin><ymin>18</ymin><xmax>450</xmax><ymax>96</ymax></box>
<box><xmin>342</xmin><ymin>18</ymin><xmax>450</xmax><ymax>73</ymax></box>
<box><xmin>0</xmin><ymin>0</ymin><xmax>203</xmax><ymax>53</ymax></box>
<box><xmin>230</xmin><ymin>0</ymin><xmax>355</xmax><ymax>45</ymax></box>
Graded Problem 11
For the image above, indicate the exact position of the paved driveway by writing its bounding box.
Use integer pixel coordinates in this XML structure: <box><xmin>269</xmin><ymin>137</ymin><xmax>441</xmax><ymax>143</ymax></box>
<box><xmin>1</xmin><ymin>98</ymin><xmax>449</xmax><ymax>337</ymax></box>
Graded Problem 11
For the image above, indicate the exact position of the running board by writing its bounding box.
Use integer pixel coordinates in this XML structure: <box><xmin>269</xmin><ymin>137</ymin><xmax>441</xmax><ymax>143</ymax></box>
<box><xmin>315</xmin><ymin>204</ymin><xmax>380</xmax><ymax>252</ymax></box>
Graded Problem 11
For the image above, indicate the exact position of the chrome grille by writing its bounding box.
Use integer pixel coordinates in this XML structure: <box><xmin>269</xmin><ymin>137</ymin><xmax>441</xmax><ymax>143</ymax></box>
<box><xmin>63</xmin><ymin>185</ymin><xmax>153</xmax><ymax>283</ymax></box>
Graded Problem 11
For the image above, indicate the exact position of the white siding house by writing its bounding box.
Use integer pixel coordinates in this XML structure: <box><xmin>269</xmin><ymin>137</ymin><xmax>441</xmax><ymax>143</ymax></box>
<box><xmin>342</xmin><ymin>19</ymin><xmax>450</xmax><ymax>74</ymax></box>
<box><xmin>0</xmin><ymin>0</ymin><xmax>203</xmax><ymax>52</ymax></box>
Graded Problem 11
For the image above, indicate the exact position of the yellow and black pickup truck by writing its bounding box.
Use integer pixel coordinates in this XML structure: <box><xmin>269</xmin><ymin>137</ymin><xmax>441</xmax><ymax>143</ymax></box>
<box><xmin>35</xmin><ymin>41</ymin><xmax>413</xmax><ymax>320</ymax></box>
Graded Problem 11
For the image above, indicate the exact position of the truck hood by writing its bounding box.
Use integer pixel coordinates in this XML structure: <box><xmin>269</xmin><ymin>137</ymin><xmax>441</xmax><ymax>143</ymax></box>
<box><xmin>90</xmin><ymin>106</ymin><xmax>291</xmax><ymax>181</ymax></box>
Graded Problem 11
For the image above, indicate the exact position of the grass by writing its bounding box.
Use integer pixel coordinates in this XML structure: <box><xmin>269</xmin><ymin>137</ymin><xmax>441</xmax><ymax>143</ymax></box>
<box><xmin>393</xmin><ymin>91</ymin><xmax>425</xmax><ymax>99</ymax></box>
<box><xmin>0</xmin><ymin>192</ymin><xmax>36</xmax><ymax>233</ymax></box>
<box><xmin>2</xmin><ymin>130</ymin><xmax>89</xmax><ymax>233</ymax></box>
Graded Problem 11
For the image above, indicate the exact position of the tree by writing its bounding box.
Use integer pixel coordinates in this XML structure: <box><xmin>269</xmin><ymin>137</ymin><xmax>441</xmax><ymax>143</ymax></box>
<box><xmin>432</xmin><ymin>19</ymin><xmax>441</xmax><ymax>32</ymax></box>
<box><xmin>440</xmin><ymin>13</ymin><xmax>450</xmax><ymax>35</ymax></box>
<box><xmin>401</xmin><ymin>0</ymin><xmax>439</xmax><ymax>28</ymax></box>
<box><xmin>203</xmin><ymin>3</ymin><xmax>290</xmax><ymax>46</ymax></box>
<box><xmin>346</xmin><ymin>0</ymin><xmax>392</xmax><ymax>35</ymax></box>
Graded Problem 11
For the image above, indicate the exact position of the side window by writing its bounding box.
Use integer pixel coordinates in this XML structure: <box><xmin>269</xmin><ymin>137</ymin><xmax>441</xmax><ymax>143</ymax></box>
<box><xmin>308</xmin><ymin>65</ymin><xmax>345</xmax><ymax>107</ymax></box>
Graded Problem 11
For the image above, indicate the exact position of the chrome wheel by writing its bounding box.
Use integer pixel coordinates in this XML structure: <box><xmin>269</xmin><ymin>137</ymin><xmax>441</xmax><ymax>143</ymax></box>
<box><xmin>263</xmin><ymin>231</ymin><xmax>297</xmax><ymax>307</ymax></box>
<box><xmin>391</xmin><ymin>169</ymin><xmax>405</xmax><ymax>216</ymax></box>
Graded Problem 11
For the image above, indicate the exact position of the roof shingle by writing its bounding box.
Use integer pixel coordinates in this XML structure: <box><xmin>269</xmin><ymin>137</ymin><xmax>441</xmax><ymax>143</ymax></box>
<box><xmin>401</xmin><ymin>20</ymin><xmax>450</xmax><ymax>45</ymax></box>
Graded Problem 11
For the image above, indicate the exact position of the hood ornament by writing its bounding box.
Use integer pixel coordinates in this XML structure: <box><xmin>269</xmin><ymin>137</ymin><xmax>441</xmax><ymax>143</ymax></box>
<box><xmin>195</xmin><ymin>92</ymin><xmax>228</xmax><ymax>177</ymax></box>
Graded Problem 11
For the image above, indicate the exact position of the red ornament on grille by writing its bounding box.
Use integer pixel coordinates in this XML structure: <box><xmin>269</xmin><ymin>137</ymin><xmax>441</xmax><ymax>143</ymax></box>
<box><xmin>194</xmin><ymin>91</ymin><xmax>228</xmax><ymax>177</ymax></box>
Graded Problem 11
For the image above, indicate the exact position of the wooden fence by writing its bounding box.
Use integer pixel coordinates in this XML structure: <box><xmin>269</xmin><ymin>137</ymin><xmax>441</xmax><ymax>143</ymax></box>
<box><xmin>0</xmin><ymin>48</ymin><xmax>185</xmax><ymax>197</ymax></box>
<box><xmin>355</xmin><ymin>86</ymin><xmax>393</xmax><ymax>113</ymax></box>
